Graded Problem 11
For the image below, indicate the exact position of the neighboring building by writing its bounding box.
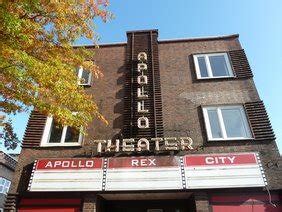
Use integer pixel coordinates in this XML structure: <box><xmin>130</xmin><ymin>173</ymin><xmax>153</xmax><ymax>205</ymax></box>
<box><xmin>5</xmin><ymin>29</ymin><xmax>282</xmax><ymax>212</ymax></box>
<box><xmin>0</xmin><ymin>151</ymin><xmax>17</xmax><ymax>212</ymax></box>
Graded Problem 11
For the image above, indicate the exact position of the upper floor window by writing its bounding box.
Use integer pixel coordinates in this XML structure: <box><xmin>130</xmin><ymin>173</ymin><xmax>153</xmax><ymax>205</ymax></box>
<box><xmin>202</xmin><ymin>105</ymin><xmax>253</xmax><ymax>141</ymax></box>
<box><xmin>41</xmin><ymin>116</ymin><xmax>83</xmax><ymax>147</ymax></box>
<box><xmin>0</xmin><ymin>177</ymin><xmax>11</xmax><ymax>194</ymax></box>
<box><xmin>194</xmin><ymin>53</ymin><xmax>234</xmax><ymax>79</ymax></box>
<box><xmin>76</xmin><ymin>67</ymin><xmax>92</xmax><ymax>86</ymax></box>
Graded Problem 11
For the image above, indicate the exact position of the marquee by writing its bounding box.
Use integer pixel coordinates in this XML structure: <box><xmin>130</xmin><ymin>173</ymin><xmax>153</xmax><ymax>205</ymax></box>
<box><xmin>28</xmin><ymin>152</ymin><xmax>267</xmax><ymax>192</ymax></box>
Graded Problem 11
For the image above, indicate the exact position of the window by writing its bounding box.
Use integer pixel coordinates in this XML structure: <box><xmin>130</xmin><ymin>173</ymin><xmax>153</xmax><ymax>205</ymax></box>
<box><xmin>194</xmin><ymin>53</ymin><xmax>234</xmax><ymax>79</ymax></box>
<box><xmin>76</xmin><ymin>67</ymin><xmax>92</xmax><ymax>86</ymax></box>
<box><xmin>41</xmin><ymin>116</ymin><xmax>83</xmax><ymax>146</ymax></box>
<box><xmin>203</xmin><ymin>105</ymin><xmax>253</xmax><ymax>141</ymax></box>
<box><xmin>0</xmin><ymin>177</ymin><xmax>11</xmax><ymax>194</ymax></box>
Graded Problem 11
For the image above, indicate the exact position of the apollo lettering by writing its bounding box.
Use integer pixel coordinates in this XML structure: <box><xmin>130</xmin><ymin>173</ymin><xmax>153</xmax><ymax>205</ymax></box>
<box><xmin>44</xmin><ymin>160</ymin><xmax>94</xmax><ymax>168</ymax></box>
<box><xmin>205</xmin><ymin>156</ymin><xmax>236</xmax><ymax>165</ymax></box>
<box><xmin>137</xmin><ymin>52</ymin><xmax>149</xmax><ymax>128</ymax></box>
<box><xmin>94</xmin><ymin>137</ymin><xmax>193</xmax><ymax>153</ymax></box>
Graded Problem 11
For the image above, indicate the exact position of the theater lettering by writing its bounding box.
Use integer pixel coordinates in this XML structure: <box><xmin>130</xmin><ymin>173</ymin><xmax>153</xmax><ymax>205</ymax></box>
<box><xmin>94</xmin><ymin>137</ymin><xmax>193</xmax><ymax>153</ymax></box>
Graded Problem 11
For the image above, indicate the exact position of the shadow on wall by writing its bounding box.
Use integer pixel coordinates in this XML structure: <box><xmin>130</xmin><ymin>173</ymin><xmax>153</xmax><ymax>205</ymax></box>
<box><xmin>112</xmin><ymin>64</ymin><xmax>125</xmax><ymax>140</ymax></box>
<box><xmin>17</xmin><ymin>163</ymin><xmax>34</xmax><ymax>193</ymax></box>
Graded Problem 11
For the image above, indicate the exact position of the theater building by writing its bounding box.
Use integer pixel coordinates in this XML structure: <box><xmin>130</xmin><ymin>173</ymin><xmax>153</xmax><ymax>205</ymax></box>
<box><xmin>5</xmin><ymin>29</ymin><xmax>282</xmax><ymax>212</ymax></box>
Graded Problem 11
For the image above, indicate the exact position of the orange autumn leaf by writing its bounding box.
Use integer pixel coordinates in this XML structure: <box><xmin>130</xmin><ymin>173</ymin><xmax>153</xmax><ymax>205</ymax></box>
<box><xmin>0</xmin><ymin>0</ymin><xmax>112</xmax><ymax>139</ymax></box>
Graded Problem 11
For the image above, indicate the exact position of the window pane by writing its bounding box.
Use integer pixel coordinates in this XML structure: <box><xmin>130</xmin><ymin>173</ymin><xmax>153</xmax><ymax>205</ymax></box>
<box><xmin>197</xmin><ymin>56</ymin><xmax>209</xmax><ymax>77</ymax></box>
<box><xmin>221</xmin><ymin>108</ymin><xmax>250</xmax><ymax>138</ymax></box>
<box><xmin>0</xmin><ymin>178</ymin><xmax>4</xmax><ymax>185</ymax></box>
<box><xmin>207</xmin><ymin>109</ymin><xmax>222</xmax><ymax>138</ymax></box>
<box><xmin>49</xmin><ymin>120</ymin><xmax>63</xmax><ymax>143</ymax></box>
<box><xmin>4</xmin><ymin>186</ymin><xmax>9</xmax><ymax>193</ymax></box>
<box><xmin>209</xmin><ymin>55</ymin><xmax>230</xmax><ymax>77</ymax></box>
<box><xmin>81</xmin><ymin>70</ymin><xmax>90</xmax><ymax>84</ymax></box>
<box><xmin>64</xmin><ymin>127</ymin><xmax>80</xmax><ymax>143</ymax></box>
<box><xmin>4</xmin><ymin>180</ymin><xmax>10</xmax><ymax>187</ymax></box>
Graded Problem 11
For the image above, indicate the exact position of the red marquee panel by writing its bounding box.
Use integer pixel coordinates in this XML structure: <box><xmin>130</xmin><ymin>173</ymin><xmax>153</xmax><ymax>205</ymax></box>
<box><xmin>185</xmin><ymin>153</ymin><xmax>257</xmax><ymax>167</ymax></box>
<box><xmin>108</xmin><ymin>156</ymin><xmax>180</xmax><ymax>169</ymax></box>
<box><xmin>36</xmin><ymin>158</ymin><xmax>103</xmax><ymax>170</ymax></box>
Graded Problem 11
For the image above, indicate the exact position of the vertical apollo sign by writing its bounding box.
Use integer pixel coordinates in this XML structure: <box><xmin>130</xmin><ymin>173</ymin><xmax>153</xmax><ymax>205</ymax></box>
<box><xmin>137</xmin><ymin>52</ymin><xmax>150</xmax><ymax>129</ymax></box>
<box><xmin>123</xmin><ymin>31</ymin><xmax>163</xmax><ymax>139</ymax></box>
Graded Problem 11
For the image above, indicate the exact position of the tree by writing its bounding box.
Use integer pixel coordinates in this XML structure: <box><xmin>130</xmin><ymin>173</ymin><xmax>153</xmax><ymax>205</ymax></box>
<box><xmin>0</xmin><ymin>0</ymin><xmax>111</xmax><ymax>150</ymax></box>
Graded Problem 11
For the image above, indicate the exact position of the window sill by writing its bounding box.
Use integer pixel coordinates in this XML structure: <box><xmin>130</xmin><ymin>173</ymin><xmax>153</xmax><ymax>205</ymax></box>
<box><xmin>40</xmin><ymin>143</ymin><xmax>82</xmax><ymax>147</ymax></box>
<box><xmin>197</xmin><ymin>76</ymin><xmax>235</xmax><ymax>80</ymax></box>
<box><xmin>78</xmin><ymin>83</ymin><xmax>91</xmax><ymax>86</ymax></box>
<box><xmin>207</xmin><ymin>138</ymin><xmax>255</xmax><ymax>142</ymax></box>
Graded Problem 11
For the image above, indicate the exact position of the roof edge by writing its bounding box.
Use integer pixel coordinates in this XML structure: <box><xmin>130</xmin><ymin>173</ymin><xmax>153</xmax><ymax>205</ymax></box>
<box><xmin>126</xmin><ymin>29</ymin><xmax>158</xmax><ymax>34</ymax></box>
<box><xmin>0</xmin><ymin>151</ymin><xmax>17</xmax><ymax>171</ymax></box>
<box><xmin>0</xmin><ymin>151</ymin><xmax>18</xmax><ymax>162</ymax></box>
<box><xmin>73</xmin><ymin>34</ymin><xmax>239</xmax><ymax>48</ymax></box>
<box><xmin>73</xmin><ymin>42</ymin><xmax>126</xmax><ymax>48</ymax></box>
<box><xmin>158</xmin><ymin>34</ymin><xmax>239</xmax><ymax>44</ymax></box>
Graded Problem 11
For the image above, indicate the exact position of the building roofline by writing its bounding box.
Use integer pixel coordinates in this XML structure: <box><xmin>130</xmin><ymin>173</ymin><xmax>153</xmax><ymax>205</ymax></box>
<box><xmin>126</xmin><ymin>29</ymin><xmax>158</xmax><ymax>34</ymax></box>
<box><xmin>0</xmin><ymin>151</ymin><xmax>17</xmax><ymax>171</ymax></box>
<box><xmin>73</xmin><ymin>42</ymin><xmax>126</xmax><ymax>48</ymax></box>
<box><xmin>72</xmin><ymin>34</ymin><xmax>239</xmax><ymax>48</ymax></box>
<box><xmin>158</xmin><ymin>34</ymin><xmax>239</xmax><ymax>44</ymax></box>
<box><xmin>0</xmin><ymin>151</ymin><xmax>18</xmax><ymax>162</ymax></box>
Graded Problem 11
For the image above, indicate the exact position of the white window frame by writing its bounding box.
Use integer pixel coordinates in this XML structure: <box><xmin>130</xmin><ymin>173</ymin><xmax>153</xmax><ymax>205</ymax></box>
<box><xmin>194</xmin><ymin>53</ymin><xmax>234</xmax><ymax>79</ymax></box>
<box><xmin>202</xmin><ymin>105</ymin><xmax>253</xmax><ymax>141</ymax></box>
<box><xmin>0</xmin><ymin>177</ymin><xmax>11</xmax><ymax>194</ymax></box>
<box><xmin>41</xmin><ymin>116</ymin><xmax>83</xmax><ymax>147</ymax></box>
<box><xmin>77</xmin><ymin>67</ymin><xmax>92</xmax><ymax>86</ymax></box>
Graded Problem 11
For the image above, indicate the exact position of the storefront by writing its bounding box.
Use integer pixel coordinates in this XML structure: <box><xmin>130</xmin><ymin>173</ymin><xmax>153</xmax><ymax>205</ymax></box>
<box><xmin>20</xmin><ymin>152</ymin><xmax>276</xmax><ymax>211</ymax></box>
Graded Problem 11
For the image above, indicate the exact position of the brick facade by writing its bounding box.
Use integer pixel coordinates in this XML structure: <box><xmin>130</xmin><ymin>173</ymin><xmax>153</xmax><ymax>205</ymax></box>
<box><xmin>5</xmin><ymin>30</ymin><xmax>281</xmax><ymax>212</ymax></box>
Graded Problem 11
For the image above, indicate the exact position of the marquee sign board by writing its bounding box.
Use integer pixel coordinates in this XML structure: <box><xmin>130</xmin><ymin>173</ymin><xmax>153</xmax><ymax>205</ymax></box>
<box><xmin>184</xmin><ymin>153</ymin><xmax>266</xmax><ymax>189</ymax></box>
<box><xmin>28</xmin><ymin>152</ymin><xmax>266</xmax><ymax>192</ymax></box>
<box><xmin>28</xmin><ymin>158</ymin><xmax>104</xmax><ymax>191</ymax></box>
<box><xmin>105</xmin><ymin>156</ymin><xmax>183</xmax><ymax>191</ymax></box>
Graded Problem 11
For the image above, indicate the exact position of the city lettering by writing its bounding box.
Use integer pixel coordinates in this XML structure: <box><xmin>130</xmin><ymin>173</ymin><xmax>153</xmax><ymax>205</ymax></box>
<box><xmin>205</xmin><ymin>156</ymin><xmax>236</xmax><ymax>165</ymax></box>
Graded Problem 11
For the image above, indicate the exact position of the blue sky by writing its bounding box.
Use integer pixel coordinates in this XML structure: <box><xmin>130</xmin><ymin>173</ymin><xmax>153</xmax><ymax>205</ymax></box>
<box><xmin>1</xmin><ymin>0</ymin><xmax>281</xmax><ymax>154</ymax></box>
